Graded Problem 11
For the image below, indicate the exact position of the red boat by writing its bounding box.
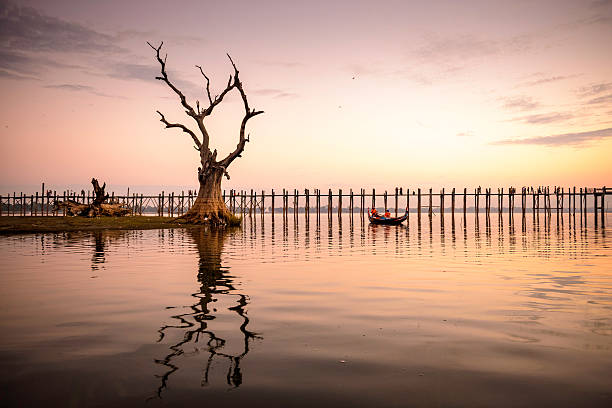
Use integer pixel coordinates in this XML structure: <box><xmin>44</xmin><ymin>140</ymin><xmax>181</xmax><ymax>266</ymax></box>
<box><xmin>368</xmin><ymin>211</ymin><xmax>409</xmax><ymax>225</ymax></box>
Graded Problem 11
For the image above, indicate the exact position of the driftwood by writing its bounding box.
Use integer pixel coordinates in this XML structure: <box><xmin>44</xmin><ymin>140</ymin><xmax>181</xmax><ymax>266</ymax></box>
<box><xmin>55</xmin><ymin>178</ymin><xmax>130</xmax><ymax>217</ymax></box>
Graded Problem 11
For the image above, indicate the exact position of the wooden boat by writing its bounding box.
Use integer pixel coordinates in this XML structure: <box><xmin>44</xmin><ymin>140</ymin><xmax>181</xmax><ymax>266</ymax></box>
<box><xmin>368</xmin><ymin>211</ymin><xmax>409</xmax><ymax>225</ymax></box>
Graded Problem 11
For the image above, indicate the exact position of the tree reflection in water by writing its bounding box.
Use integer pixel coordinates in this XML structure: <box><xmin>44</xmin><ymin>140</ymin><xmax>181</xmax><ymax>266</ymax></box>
<box><xmin>153</xmin><ymin>227</ymin><xmax>261</xmax><ymax>398</ymax></box>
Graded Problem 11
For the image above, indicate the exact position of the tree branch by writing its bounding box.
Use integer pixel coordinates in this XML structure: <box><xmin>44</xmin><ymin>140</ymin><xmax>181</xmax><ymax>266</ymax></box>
<box><xmin>147</xmin><ymin>41</ymin><xmax>197</xmax><ymax>118</ymax></box>
<box><xmin>157</xmin><ymin>111</ymin><xmax>201</xmax><ymax>150</ymax></box>
<box><xmin>149</xmin><ymin>44</ymin><xmax>263</xmax><ymax>172</ymax></box>
<box><xmin>149</xmin><ymin>41</ymin><xmax>212</xmax><ymax>151</ymax></box>
<box><xmin>195</xmin><ymin>65</ymin><xmax>213</xmax><ymax>106</ymax></box>
<box><xmin>217</xmin><ymin>54</ymin><xmax>264</xmax><ymax>169</ymax></box>
<box><xmin>201</xmin><ymin>54</ymin><xmax>243</xmax><ymax>117</ymax></box>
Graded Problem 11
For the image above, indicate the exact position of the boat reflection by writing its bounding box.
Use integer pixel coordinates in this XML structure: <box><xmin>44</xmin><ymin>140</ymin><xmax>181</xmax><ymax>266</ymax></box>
<box><xmin>152</xmin><ymin>227</ymin><xmax>261</xmax><ymax>398</ymax></box>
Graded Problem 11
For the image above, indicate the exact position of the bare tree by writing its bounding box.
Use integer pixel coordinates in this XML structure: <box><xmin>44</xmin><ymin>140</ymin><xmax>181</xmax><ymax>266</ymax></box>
<box><xmin>148</xmin><ymin>42</ymin><xmax>263</xmax><ymax>225</ymax></box>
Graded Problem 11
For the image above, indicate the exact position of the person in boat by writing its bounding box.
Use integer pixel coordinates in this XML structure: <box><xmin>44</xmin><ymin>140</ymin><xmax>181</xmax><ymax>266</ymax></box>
<box><xmin>370</xmin><ymin>208</ymin><xmax>379</xmax><ymax>218</ymax></box>
<box><xmin>384</xmin><ymin>209</ymin><xmax>391</xmax><ymax>218</ymax></box>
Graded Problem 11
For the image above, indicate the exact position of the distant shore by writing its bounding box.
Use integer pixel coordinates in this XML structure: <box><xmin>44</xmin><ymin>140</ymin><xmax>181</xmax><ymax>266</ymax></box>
<box><xmin>0</xmin><ymin>216</ymin><xmax>187</xmax><ymax>235</ymax></box>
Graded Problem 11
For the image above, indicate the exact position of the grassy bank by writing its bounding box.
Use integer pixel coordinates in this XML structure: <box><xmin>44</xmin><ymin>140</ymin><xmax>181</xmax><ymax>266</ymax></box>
<box><xmin>0</xmin><ymin>216</ymin><xmax>188</xmax><ymax>235</ymax></box>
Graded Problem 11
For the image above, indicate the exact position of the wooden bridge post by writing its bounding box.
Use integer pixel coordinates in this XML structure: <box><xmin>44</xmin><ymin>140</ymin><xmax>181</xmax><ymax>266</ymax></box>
<box><xmin>372</xmin><ymin>188</ymin><xmax>376</xmax><ymax>209</ymax></box>
<box><xmin>282</xmin><ymin>189</ymin><xmax>286</xmax><ymax>219</ymax></box>
<box><xmin>253</xmin><ymin>190</ymin><xmax>258</xmax><ymax>218</ymax></box>
<box><xmin>549</xmin><ymin>187</ymin><xmax>553</xmax><ymax>215</ymax></box>
<box><xmin>160</xmin><ymin>192</ymin><xmax>164</xmax><ymax>216</ymax></box>
<box><xmin>338</xmin><ymin>189</ymin><xmax>342</xmax><ymax>217</ymax></box>
<box><xmin>350</xmin><ymin>189</ymin><xmax>354</xmax><ymax>215</ymax></box>
<box><xmin>585</xmin><ymin>186</ymin><xmax>588</xmax><ymax>220</ymax></box>
<box><xmin>417</xmin><ymin>188</ymin><xmax>422</xmax><ymax>218</ymax></box>
<box><xmin>171</xmin><ymin>192</ymin><xmax>175</xmax><ymax>217</ymax></box>
<box><xmin>233</xmin><ymin>189</ymin><xmax>237</xmax><ymax>214</ymax></box>
<box><xmin>593</xmin><ymin>188</ymin><xmax>598</xmax><ymax>227</ymax></box>
<box><xmin>250</xmin><ymin>189</ymin><xmax>254</xmax><ymax>217</ymax></box>
<box><xmin>602</xmin><ymin>186</ymin><xmax>606</xmax><ymax>226</ymax></box>
<box><xmin>463</xmin><ymin>188</ymin><xmax>467</xmax><ymax>217</ymax></box>
<box><xmin>475</xmin><ymin>188</ymin><xmax>479</xmax><ymax>216</ymax></box>
<box><xmin>328</xmin><ymin>189</ymin><xmax>332</xmax><ymax>218</ymax></box>
<box><xmin>360</xmin><ymin>188</ymin><xmax>364</xmax><ymax>216</ymax></box>
<box><xmin>440</xmin><ymin>188</ymin><xmax>445</xmax><ymax>216</ymax></box>
<box><xmin>406</xmin><ymin>188</ymin><xmax>410</xmax><ymax>226</ymax></box>
<box><xmin>428</xmin><ymin>188</ymin><xmax>432</xmax><ymax>216</ymax></box>
<box><xmin>451</xmin><ymin>188</ymin><xmax>455</xmax><ymax>216</ymax></box>
<box><xmin>305</xmin><ymin>189</ymin><xmax>310</xmax><ymax>219</ymax></box>
<box><xmin>406</xmin><ymin>188</ymin><xmax>410</xmax><ymax>214</ymax></box>
<box><xmin>394</xmin><ymin>188</ymin><xmax>398</xmax><ymax>216</ymax></box>
<box><xmin>384</xmin><ymin>190</ymin><xmax>388</xmax><ymax>212</ymax></box>
<box><xmin>286</xmin><ymin>189</ymin><xmax>289</xmax><ymax>219</ymax></box>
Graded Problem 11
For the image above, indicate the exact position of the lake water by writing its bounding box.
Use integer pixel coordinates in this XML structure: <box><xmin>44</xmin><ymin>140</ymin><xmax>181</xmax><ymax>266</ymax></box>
<box><xmin>1</xmin><ymin>213</ymin><xmax>611</xmax><ymax>407</ymax></box>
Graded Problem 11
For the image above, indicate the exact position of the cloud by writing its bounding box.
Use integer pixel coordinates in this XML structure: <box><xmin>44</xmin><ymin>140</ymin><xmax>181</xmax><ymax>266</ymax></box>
<box><xmin>115</xmin><ymin>30</ymin><xmax>205</xmax><ymax>46</ymax></box>
<box><xmin>519</xmin><ymin>74</ymin><xmax>578</xmax><ymax>87</ymax></box>
<box><xmin>509</xmin><ymin>112</ymin><xmax>574</xmax><ymax>124</ymax></box>
<box><xmin>577</xmin><ymin>82</ymin><xmax>612</xmax><ymax>97</ymax></box>
<box><xmin>0</xmin><ymin>0</ymin><xmax>122</xmax><ymax>54</ymax></box>
<box><xmin>43</xmin><ymin>83</ymin><xmax>120</xmax><ymax>98</ymax></box>
<box><xmin>252</xmin><ymin>88</ymin><xmax>297</xmax><ymax>99</ymax></box>
<box><xmin>456</xmin><ymin>131</ymin><xmax>474</xmax><ymax>137</ymax></box>
<box><xmin>492</xmin><ymin>127</ymin><xmax>612</xmax><ymax>146</ymax></box>
<box><xmin>402</xmin><ymin>33</ymin><xmax>534</xmax><ymax>84</ymax></box>
<box><xmin>0</xmin><ymin>0</ymin><xmax>123</xmax><ymax>79</ymax></box>
<box><xmin>500</xmin><ymin>96</ymin><xmax>540</xmax><ymax>111</ymax></box>
<box><xmin>256</xmin><ymin>60</ymin><xmax>304</xmax><ymax>68</ymax></box>
<box><xmin>107</xmin><ymin>62</ymin><xmax>201</xmax><ymax>96</ymax></box>
<box><xmin>0</xmin><ymin>69</ymin><xmax>35</xmax><ymax>80</ymax></box>
<box><xmin>591</xmin><ymin>0</ymin><xmax>612</xmax><ymax>8</ymax></box>
<box><xmin>45</xmin><ymin>84</ymin><xmax>96</xmax><ymax>92</ymax></box>
<box><xmin>412</xmin><ymin>33</ymin><xmax>533</xmax><ymax>69</ymax></box>
<box><xmin>414</xmin><ymin>35</ymin><xmax>498</xmax><ymax>64</ymax></box>
<box><xmin>587</xmin><ymin>94</ymin><xmax>612</xmax><ymax>105</ymax></box>
<box><xmin>108</xmin><ymin>62</ymin><xmax>159</xmax><ymax>82</ymax></box>
<box><xmin>0</xmin><ymin>49</ymin><xmax>83</xmax><ymax>77</ymax></box>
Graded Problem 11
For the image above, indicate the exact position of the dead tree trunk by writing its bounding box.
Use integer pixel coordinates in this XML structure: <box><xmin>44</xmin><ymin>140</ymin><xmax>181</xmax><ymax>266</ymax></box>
<box><xmin>149</xmin><ymin>41</ymin><xmax>263</xmax><ymax>226</ymax></box>
<box><xmin>55</xmin><ymin>178</ymin><xmax>130</xmax><ymax>217</ymax></box>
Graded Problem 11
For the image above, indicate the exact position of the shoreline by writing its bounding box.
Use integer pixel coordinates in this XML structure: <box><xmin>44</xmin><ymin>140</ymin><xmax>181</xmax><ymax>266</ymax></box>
<box><xmin>0</xmin><ymin>216</ymin><xmax>189</xmax><ymax>235</ymax></box>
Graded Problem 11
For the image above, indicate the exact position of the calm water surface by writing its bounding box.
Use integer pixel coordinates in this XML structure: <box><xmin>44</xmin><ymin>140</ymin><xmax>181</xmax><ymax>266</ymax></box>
<box><xmin>1</xmin><ymin>213</ymin><xmax>611</xmax><ymax>407</ymax></box>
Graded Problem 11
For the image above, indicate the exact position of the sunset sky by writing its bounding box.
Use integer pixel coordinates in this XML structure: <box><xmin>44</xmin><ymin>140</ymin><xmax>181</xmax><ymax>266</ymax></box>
<box><xmin>1</xmin><ymin>0</ymin><xmax>611</xmax><ymax>194</ymax></box>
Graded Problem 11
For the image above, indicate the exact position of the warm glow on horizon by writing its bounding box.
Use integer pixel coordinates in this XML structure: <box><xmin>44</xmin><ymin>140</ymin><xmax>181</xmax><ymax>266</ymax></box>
<box><xmin>1</xmin><ymin>0</ymin><xmax>611</xmax><ymax>194</ymax></box>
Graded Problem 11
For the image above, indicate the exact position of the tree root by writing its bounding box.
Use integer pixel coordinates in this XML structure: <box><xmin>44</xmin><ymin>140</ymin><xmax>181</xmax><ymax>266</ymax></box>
<box><xmin>176</xmin><ymin>201</ymin><xmax>241</xmax><ymax>227</ymax></box>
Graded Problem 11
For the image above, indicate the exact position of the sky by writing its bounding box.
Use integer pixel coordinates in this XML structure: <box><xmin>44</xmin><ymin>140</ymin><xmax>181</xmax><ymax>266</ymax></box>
<box><xmin>1</xmin><ymin>0</ymin><xmax>611</xmax><ymax>194</ymax></box>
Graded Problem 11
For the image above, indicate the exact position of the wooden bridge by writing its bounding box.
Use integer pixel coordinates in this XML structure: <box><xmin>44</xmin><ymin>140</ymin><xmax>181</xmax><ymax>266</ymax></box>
<box><xmin>0</xmin><ymin>185</ymin><xmax>608</xmax><ymax>225</ymax></box>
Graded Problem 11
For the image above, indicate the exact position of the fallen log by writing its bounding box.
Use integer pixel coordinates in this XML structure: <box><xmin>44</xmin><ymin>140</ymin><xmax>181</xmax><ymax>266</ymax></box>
<box><xmin>55</xmin><ymin>178</ymin><xmax>130</xmax><ymax>217</ymax></box>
